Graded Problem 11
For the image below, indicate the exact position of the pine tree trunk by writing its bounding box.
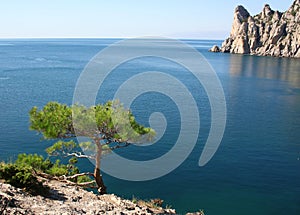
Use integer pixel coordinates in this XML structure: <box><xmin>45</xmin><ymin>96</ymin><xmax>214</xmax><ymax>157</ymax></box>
<box><xmin>94</xmin><ymin>167</ymin><xmax>107</xmax><ymax>194</ymax></box>
<box><xmin>94</xmin><ymin>140</ymin><xmax>107</xmax><ymax>194</ymax></box>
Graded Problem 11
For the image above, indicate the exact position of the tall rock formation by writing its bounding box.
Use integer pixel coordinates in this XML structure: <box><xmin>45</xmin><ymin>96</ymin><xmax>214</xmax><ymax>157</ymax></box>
<box><xmin>220</xmin><ymin>0</ymin><xmax>300</xmax><ymax>58</ymax></box>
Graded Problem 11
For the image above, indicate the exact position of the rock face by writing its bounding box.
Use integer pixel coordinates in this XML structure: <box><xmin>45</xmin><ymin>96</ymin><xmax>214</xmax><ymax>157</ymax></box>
<box><xmin>0</xmin><ymin>181</ymin><xmax>176</xmax><ymax>215</ymax></box>
<box><xmin>220</xmin><ymin>0</ymin><xmax>300</xmax><ymax>58</ymax></box>
<box><xmin>209</xmin><ymin>45</ymin><xmax>221</xmax><ymax>52</ymax></box>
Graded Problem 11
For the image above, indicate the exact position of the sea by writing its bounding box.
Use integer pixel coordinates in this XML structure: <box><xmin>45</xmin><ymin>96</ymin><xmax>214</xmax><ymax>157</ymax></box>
<box><xmin>0</xmin><ymin>39</ymin><xmax>299</xmax><ymax>215</ymax></box>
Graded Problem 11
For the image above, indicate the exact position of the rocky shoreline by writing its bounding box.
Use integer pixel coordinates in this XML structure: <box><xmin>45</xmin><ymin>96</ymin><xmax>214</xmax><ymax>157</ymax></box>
<box><xmin>211</xmin><ymin>0</ymin><xmax>300</xmax><ymax>58</ymax></box>
<box><xmin>0</xmin><ymin>180</ymin><xmax>178</xmax><ymax>215</ymax></box>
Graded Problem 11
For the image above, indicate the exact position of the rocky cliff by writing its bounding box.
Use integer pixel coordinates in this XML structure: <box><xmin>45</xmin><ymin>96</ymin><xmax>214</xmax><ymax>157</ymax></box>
<box><xmin>218</xmin><ymin>0</ymin><xmax>300</xmax><ymax>58</ymax></box>
<box><xmin>0</xmin><ymin>181</ymin><xmax>177</xmax><ymax>215</ymax></box>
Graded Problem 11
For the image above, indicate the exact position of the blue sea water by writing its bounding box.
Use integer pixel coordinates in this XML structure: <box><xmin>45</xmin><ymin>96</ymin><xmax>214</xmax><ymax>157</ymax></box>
<box><xmin>0</xmin><ymin>39</ymin><xmax>300</xmax><ymax>214</ymax></box>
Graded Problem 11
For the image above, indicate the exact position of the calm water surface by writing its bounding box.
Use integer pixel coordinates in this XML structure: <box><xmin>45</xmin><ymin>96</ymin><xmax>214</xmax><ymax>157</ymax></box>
<box><xmin>0</xmin><ymin>39</ymin><xmax>299</xmax><ymax>214</ymax></box>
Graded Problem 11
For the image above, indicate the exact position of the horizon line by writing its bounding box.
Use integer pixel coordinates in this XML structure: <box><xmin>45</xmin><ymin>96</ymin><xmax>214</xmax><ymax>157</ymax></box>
<box><xmin>0</xmin><ymin>36</ymin><xmax>225</xmax><ymax>41</ymax></box>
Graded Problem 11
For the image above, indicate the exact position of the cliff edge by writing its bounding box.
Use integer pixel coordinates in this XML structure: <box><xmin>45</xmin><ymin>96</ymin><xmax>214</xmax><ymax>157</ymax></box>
<box><xmin>0</xmin><ymin>181</ymin><xmax>176</xmax><ymax>215</ymax></box>
<box><xmin>218</xmin><ymin>0</ymin><xmax>300</xmax><ymax>58</ymax></box>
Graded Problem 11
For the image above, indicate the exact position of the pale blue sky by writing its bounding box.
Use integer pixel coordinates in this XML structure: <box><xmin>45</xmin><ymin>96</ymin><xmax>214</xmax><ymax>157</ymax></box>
<box><xmin>0</xmin><ymin>0</ymin><xmax>294</xmax><ymax>39</ymax></box>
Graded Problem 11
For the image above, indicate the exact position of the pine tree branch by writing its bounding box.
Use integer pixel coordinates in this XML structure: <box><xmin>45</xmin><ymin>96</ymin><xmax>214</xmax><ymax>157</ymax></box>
<box><xmin>36</xmin><ymin>172</ymin><xmax>97</xmax><ymax>188</ymax></box>
<box><xmin>63</xmin><ymin>172</ymin><xmax>94</xmax><ymax>180</ymax></box>
<box><xmin>58</xmin><ymin>179</ymin><xmax>97</xmax><ymax>188</ymax></box>
<box><xmin>66</xmin><ymin>152</ymin><xmax>95</xmax><ymax>159</ymax></box>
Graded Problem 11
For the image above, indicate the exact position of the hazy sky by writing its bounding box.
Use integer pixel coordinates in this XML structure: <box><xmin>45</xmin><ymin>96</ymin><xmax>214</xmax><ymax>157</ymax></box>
<box><xmin>0</xmin><ymin>0</ymin><xmax>294</xmax><ymax>39</ymax></box>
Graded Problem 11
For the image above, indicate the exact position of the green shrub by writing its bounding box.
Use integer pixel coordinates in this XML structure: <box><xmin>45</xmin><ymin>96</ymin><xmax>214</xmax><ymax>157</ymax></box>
<box><xmin>0</xmin><ymin>162</ymin><xmax>48</xmax><ymax>195</ymax></box>
<box><xmin>46</xmin><ymin>160</ymin><xmax>69</xmax><ymax>176</ymax></box>
<box><xmin>14</xmin><ymin>153</ymin><xmax>78</xmax><ymax>177</ymax></box>
<box><xmin>15</xmin><ymin>153</ymin><xmax>52</xmax><ymax>172</ymax></box>
<box><xmin>68</xmin><ymin>157</ymin><xmax>78</xmax><ymax>165</ymax></box>
<box><xmin>0</xmin><ymin>153</ymin><xmax>92</xmax><ymax>194</ymax></box>
<box><xmin>77</xmin><ymin>175</ymin><xmax>92</xmax><ymax>183</ymax></box>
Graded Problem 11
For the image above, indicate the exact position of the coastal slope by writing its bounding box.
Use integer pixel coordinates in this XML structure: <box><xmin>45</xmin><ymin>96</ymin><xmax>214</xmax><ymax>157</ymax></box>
<box><xmin>218</xmin><ymin>0</ymin><xmax>300</xmax><ymax>58</ymax></box>
<box><xmin>0</xmin><ymin>181</ymin><xmax>176</xmax><ymax>215</ymax></box>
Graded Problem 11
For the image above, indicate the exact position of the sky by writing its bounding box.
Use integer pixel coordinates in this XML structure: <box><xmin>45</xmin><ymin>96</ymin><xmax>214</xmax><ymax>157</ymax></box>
<box><xmin>0</xmin><ymin>0</ymin><xmax>294</xmax><ymax>39</ymax></box>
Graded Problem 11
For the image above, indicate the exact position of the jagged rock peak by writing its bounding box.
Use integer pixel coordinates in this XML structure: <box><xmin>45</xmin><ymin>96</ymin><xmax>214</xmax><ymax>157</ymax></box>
<box><xmin>235</xmin><ymin>5</ymin><xmax>250</xmax><ymax>22</ymax></box>
<box><xmin>229</xmin><ymin>5</ymin><xmax>250</xmax><ymax>38</ymax></box>
<box><xmin>218</xmin><ymin>0</ymin><xmax>300</xmax><ymax>58</ymax></box>
<box><xmin>288</xmin><ymin>0</ymin><xmax>300</xmax><ymax>16</ymax></box>
<box><xmin>292</xmin><ymin>0</ymin><xmax>300</xmax><ymax>7</ymax></box>
<box><xmin>261</xmin><ymin>4</ymin><xmax>274</xmax><ymax>18</ymax></box>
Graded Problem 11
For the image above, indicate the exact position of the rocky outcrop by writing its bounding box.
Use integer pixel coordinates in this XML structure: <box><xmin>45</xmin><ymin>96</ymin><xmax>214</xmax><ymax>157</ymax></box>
<box><xmin>219</xmin><ymin>0</ymin><xmax>300</xmax><ymax>58</ymax></box>
<box><xmin>0</xmin><ymin>181</ymin><xmax>176</xmax><ymax>215</ymax></box>
<box><xmin>209</xmin><ymin>45</ymin><xmax>221</xmax><ymax>52</ymax></box>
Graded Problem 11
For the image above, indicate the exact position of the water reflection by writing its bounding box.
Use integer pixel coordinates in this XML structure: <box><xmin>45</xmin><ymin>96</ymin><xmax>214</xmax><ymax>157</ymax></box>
<box><xmin>228</xmin><ymin>54</ymin><xmax>300</xmax><ymax>88</ymax></box>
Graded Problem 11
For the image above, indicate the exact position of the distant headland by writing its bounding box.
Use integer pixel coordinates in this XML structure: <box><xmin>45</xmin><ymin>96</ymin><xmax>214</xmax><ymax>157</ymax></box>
<box><xmin>211</xmin><ymin>0</ymin><xmax>300</xmax><ymax>58</ymax></box>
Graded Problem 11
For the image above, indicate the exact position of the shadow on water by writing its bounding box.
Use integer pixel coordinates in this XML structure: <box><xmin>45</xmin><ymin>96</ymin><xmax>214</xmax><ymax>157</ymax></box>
<box><xmin>228</xmin><ymin>54</ymin><xmax>300</xmax><ymax>89</ymax></box>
